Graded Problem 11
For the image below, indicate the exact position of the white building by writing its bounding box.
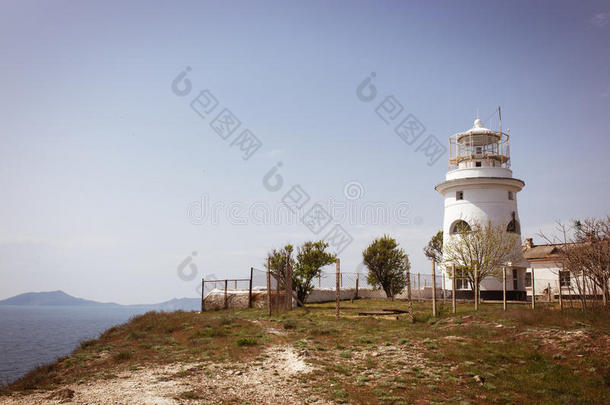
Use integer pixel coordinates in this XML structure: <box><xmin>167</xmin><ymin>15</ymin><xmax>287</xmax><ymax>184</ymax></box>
<box><xmin>523</xmin><ymin>238</ymin><xmax>601</xmax><ymax>301</ymax></box>
<box><xmin>435</xmin><ymin>118</ymin><xmax>529</xmax><ymax>300</ymax></box>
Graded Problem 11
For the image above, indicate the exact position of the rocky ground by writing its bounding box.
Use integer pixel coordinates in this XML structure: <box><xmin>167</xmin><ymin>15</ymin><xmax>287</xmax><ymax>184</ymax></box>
<box><xmin>1</xmin><ymin>301</ymin><xmax>609</xmax><ymax>404</ymax></box>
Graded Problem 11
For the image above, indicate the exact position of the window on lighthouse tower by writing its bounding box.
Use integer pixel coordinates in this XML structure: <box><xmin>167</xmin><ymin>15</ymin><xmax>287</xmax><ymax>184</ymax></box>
<box><xmin>507</xmin><ymin>219</ymin><xmax>520</xmax><ymax>234</ymax></box>
<box><xmin>451</xmin><ymin>220</ymin><xmax>471</xmax><ymax>234</ymax></box>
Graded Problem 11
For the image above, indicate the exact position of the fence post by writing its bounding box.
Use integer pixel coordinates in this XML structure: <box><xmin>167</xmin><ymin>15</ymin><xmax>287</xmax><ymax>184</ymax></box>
<box><xmin>286</xmin><ymin>256</ymin><xmax>293</xmax><ymax>310</ymax></box>
<box><xmin>266</xmin><ymin>258</ymin><xmax>272</xmax><ymax>316</ymax></box>
<box><xmin>248</xmin><ymin>267</ymin><xmax>253</xmax><ymax>308</ymax></box>
<box><xmin>442</xmin><ymin>271</ymin><xmax>446</xmax><ymax>303</ymax></box>
<box><xmin>335</xmin><ymin>258</ymin><xmax>340</xmax><ymax>320</ymax></box>
<box><xmin>602</xmin><ymin>276</ymin><xmax>610</xmax><ymax>308</ymax></box>
<box><xmin>201</xmin><ymin>278</ymin><xmax>206</xmax><ymax>312</ymax></box>
<box><xmin>557</xmin><ymin>279</ymin><xmax>563</xmax><ymax>311</ymax></box>
<box><xmin>452</xmin><ymin>264</ymin><xmax>457</xmax><ymax>314</ymax></box>
<box><xmin>406</xmin><ymin>257</ymin><xmax>413</xmax><ymax>322</ymax></box>
<box><xmin>531</xmin><ymin>267</ymin><xmax>535</xmax><ymax>309</ymax></box>
<box><xmin>224</xmin><ymin>279</ymin><xmax>228</xmax><ymax>309</ymax></box>
<box><xmin>276</xmin><ymin>268</ymin><xmax>281</xmax><ymax>311</ymax></box>
<box><xmin>431</xmin><ymin>261</ymin><xmax>437</xmax><ymax>318</ymax></box>
<box><xmin>418</xmin><ymin>273</ymin><xmax>421</xmax><ymax>301</ymax></box>
<box><xmin>547</xmin><ymin>282</ymin><xmax>552</xmax><ymax>303</ymax></box>
<box><xmin>568</xmin><ymin>272</ymin><xmax>574</xmax><ymax>308</ymax></box>
<box><xmin>581</xmin><ymin>271</ymin><xmax>586</xmax><ymax>311</ymax></box>
<box><xmin>355</xmin><ymin>273</ymin><xmax>359</xmax><ymax>298</ymax></box>
<box><xmin>318</xmin><ymin>275</ymin><xmax>321</xmax><ymax>288</ymax></box>
<box><xmin>474</xmin><ymin>264</ymin><xmax>478</xmax><ymax>311</ymax></box>
<box><xmin>502</xmin><ymin>267</ymin><xmax>507</xmax><ymax>311</ymax></box>
<box><xmin>592</xmin><ymin>278</ymin><xmax>598</xmax><ymax>309</ymax></box>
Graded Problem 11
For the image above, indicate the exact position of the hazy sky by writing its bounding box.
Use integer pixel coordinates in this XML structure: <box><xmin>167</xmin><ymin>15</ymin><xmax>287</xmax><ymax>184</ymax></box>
<box><xmin>1</xmin><ymin>0</ymin><xmax>609</xmax><ymax>304</ymax></box>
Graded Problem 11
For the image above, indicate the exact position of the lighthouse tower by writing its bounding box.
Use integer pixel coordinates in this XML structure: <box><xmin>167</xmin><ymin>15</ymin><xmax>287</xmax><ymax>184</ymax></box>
<box><xmin>435</xmin><ymin>118</ymin><xmax>528</xmax><ymax>300</ymax></box>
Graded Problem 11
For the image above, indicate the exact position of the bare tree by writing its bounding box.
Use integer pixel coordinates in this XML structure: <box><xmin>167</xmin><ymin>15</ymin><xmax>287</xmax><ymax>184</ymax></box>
<box><xmin>540</xmin><ymin>217</ymin><xmax>610</xmax><ymax>309</ymax></box>
<box><xmin>443</xmin><ymin>220</ymin><xmax>522</xmax><ymax>304</ymax></box>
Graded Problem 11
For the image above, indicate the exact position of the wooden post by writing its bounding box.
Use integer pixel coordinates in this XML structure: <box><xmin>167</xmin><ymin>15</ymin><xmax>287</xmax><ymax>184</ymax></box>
<box><xmin>355</xmin><ymin>273</ymin><xmax>359</xmax><ymax>298</ymax></box>
<box><xmin>201</xmin><ymin>278</ymin><xmax>206</xmax><ymax>312</ymax></box>
<box><xmin>581</xmin><ymin>271</ymin><xmax>586</xmax><ymax>311</ymax></box>
<box><xmin>234</xmin><ymin>280</ymin><xmax>237</xmax><ymax>289</ymax></box>
<box><xmin>602</xmin><ymin>274</ymin><xmax>610</xmax><ymax>308</ymax></box>
<box><xmin>502</xmin><ymin>267</ymin><xmax>507</xmax><ymax>311</ymax></box>
<box><xmin>406</xmin><ymin>258</ymin><xmax>414</xmax><ymax>322</ymax></box>
<box><xmin>266</xmin><ymin>258</ymin><xmax>272</xmax><ymax>316</ymax></box>
<box><xmin>318</xmin><ymin>274</ymin><xmax>321</xmax><ymax>288</ymax></box>
<box><xmin>276</xmin><ymin>268</ymin><xmax>281</xmax><ymax>310</ymax></box>
<box><xmin>418</xmin><ymin>273</ymin><xmax>421</xmax><ymax>301</ymax></box>
<box><xmin>224</xmin><ymin>279</ymin><xmax>228</xmax><ymax>309</ymax></box>
<box><xmin>451</xmin><ymin>264</ymin><xmax>457</xmax><ymax>314</ymax></box>
<box><xmin>591</xmin><ymin>277</ymin><xmax>598</xmax><ymax>306</ymax></box>
<box><xmin>531</xmin><ymin>267</ymin><xmax>535</xmax><ymax>309</ymax></box>
<box><xmin>286</xmin><ymin>257</ymin><xmax>293</xmax><ymax>310</ymax></box>
<box><xmin>568</xmin><ymin>272</ymin><xmax>574</xmax><ymax>308</ymax></box>
<box><xmin>474</xmin><ymin>264</ymin><xmax>478</xmax><ymax>311</ymax></box>
<box><xmin>547</xmin><ymin>282</ymin><xmax>552</xmax><ymax>303</ymax></box>
<box><xmin>248</xmin><ymin>267</ymin><xmax>253</xmax><ymax>308</ymax></box>
<box><xmin>442</xmin><ymin>271</ymin><xmax>446</xmax><ymax>304</ymax></box>
<box><xmin>557</xmin><ymin>279</ymin><xmax>563</xmax><ymax>311</ymax></box>
<box><xmin>431</xmin><ymin>261</ymin><xmax>437</xmax><ymax>317</ymax></box>
<box><xmin>335</xmin><ymin>258</ymin><xmax>340</xmax><ymax>320</ymax></box>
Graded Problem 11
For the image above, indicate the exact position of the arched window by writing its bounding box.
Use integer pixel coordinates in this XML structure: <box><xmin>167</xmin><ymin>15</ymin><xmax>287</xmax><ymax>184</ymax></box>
<box><xmin>451</xmin><ymin>220</ymin><xmax>471</xmax><ymax>234</ymax></box>
<box><xmin>507</xmin><ymin>219</ymin><xmax>520</xmax><ymax>234</ymax></box>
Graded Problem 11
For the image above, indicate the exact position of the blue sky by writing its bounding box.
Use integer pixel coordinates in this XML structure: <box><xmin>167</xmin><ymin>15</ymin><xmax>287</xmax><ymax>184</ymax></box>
<box><xmin>1</xmin><ymin>0</ymin><xmax>609</xmax><ymax>303</ymax></box>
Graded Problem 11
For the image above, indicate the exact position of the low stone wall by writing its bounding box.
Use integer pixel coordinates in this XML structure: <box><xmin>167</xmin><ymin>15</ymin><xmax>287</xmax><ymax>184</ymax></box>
<box><xmin>203</xmin><ymin>288</ymin><xmax>269</xmax><ymax>310</ymax></box>
<box><xmin>305</xmin><ymin>288</ymin><xmax>387</xmax><ymax>303</ymax></box>
<box><xmin>203</xmin><ymin>286</ymin><xmax>447</xmax><ymax>309</ymax></box>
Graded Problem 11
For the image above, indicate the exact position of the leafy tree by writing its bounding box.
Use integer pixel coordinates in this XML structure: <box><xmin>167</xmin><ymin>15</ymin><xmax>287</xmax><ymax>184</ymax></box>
<box><xmin>293</xmin><ymin>241</ymin><xmax>337</xmax><ymax>303</ymax></box>
<box><xmin>362</xmin><ymin>235</ymin><xmax>408</xmax><ymax>298</ymax></box>
<box><xmin>266</xmin><ymin>244</ymin><xmax>294</xmax><ymax>287</ymax></box>
<box><xmin>443</xmin><ymin>220</ymin><xmax>521</xmax><ymax>304</ymax></box>
<box><xmin>423</xmin><ymin>230</ymin><xmax>443</xmax><ymax>264</ymax></box>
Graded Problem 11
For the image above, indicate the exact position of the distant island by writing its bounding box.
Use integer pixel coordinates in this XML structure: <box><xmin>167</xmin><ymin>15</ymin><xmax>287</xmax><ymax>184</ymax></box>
<box><xmin>0</xmin><ymin>290</ymin><xmax>200</xmax><ymax>311</ymax></box>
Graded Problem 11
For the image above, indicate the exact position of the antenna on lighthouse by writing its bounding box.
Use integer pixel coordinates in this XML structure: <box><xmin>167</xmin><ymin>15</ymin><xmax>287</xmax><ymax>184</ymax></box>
<box><xmin>498</xmin><ymin>106</ymin><xmax>502</xmax><ymax>134</ymax></box>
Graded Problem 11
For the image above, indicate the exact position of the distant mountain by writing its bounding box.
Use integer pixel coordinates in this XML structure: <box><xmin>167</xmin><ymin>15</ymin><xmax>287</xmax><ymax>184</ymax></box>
<box><xmin>148</xmin><ymin>297</ymin><xmax>200</xmax><ymax>311</ymax></box>
<box><xmin>0</xmin><ymin>290</ymin><xmax>200</xmax><ymax>311</ymax></box>
<box><xmin>0</xmin><ymin>290</ymin><xmax>120</xmax><ymax>307</ymax></box>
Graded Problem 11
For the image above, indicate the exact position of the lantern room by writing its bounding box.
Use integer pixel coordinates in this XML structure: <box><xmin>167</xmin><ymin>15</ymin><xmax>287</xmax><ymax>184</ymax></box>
<box><xmin>448</xmin><ymin>118</ymin><xmax>511</xmax><ymax>170</ymax></box>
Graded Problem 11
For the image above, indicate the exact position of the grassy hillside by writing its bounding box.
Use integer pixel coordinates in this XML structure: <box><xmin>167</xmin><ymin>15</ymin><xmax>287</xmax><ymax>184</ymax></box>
<box><xmin>2</xmin><ymin>300</ymin><xmax>609</xmax><ymax>404</ymax></box>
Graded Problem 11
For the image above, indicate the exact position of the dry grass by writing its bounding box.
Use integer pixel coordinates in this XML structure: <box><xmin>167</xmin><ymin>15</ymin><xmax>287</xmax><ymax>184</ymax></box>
<box><xmin>1</xmin><ymin>302</ymin><xmax>609</xmax><ymax>404</ymax></box>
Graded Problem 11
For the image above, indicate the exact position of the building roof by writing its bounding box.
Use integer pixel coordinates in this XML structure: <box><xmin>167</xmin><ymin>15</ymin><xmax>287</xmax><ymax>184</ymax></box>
<box><xmin>522</xmin><ymin>244</ymin><xmax>563</xmax><ymax>260</ymax></box>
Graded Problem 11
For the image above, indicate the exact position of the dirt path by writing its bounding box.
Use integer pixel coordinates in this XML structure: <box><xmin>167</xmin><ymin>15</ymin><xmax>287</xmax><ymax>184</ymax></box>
<box><xmin>2</xmin><ymin>345</ymin><xmax>329</xmax><ymax>404</ymax></box>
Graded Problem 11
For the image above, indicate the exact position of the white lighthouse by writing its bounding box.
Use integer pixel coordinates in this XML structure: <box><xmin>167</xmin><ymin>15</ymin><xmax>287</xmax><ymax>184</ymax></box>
<box><xmin>435</xmin><ymin>117</ymin><xmax>528</xmax><ymax>300</ymax></box>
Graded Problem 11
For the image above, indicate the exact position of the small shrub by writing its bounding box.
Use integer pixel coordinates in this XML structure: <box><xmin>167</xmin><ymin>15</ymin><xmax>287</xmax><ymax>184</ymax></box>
<box><xmin>177</xmin><ymin>391</ymin><xmax>201</xmax><ymax>400</ymax></box>
<box><xmin>236</xmin><ymin>337</ymin><xmax>258</xmax><ymax>347</ymax></box>
<box><xmin>113</xmin><ymin>351</ymin><xmax>132</xmax><ymax>361</ymax></box>
<box><xmin>283</xmin><ymin>320</ymin><xmax>297</xmax><ymax>329</ymax></box>
<box><xmin>79</xmin><ymin>340</ymin><xmax>96</xmax><ymax>350</ymax></box>
<box><xmin>340</xmin><ymin>350</ymin><xmax>352</xmax><ymax>359</ymax></box>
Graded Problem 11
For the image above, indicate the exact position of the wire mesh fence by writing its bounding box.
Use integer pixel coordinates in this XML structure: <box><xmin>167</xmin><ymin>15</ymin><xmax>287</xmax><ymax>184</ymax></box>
<box><xmin>201</xmin><ymin>263</ymin><xmax>607</xmax><ymax>314</ymax></box>
<box><xmin>251</xmin><ymin>267</ymin><xmax>289</xmax><ymax>313</ymax></box>
<box><xmin>313</xmin><ymin>271</ymin><xmax>447</xmax><ymax>301</ymax></box>
<box><xmin>529</xmin><ymin>276</ymin><xmax>608</xmax><ymax>306</ymax></box>
<box><xmin>201</xmin><ymin>278</ymin><xmax>252</xmax><ymax>310</ymax></box>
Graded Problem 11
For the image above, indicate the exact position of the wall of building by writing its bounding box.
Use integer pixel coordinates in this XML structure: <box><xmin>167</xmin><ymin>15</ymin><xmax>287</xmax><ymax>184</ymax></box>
<box><xmin>524</xmin><ymin>261</ymin><xmax>602</xmax><ymax>299</ymax></box>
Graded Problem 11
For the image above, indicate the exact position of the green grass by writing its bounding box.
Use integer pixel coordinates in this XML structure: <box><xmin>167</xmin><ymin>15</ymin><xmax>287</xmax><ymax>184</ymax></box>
<box><xmin>1</xmin><ymin>301</ymin><xmax>608</xmax><ymax>405</ymax></box>
<box><xmin>236</xmin><ymin>337</ymin><xmax>258</xmax><ymax>347</ymax></box>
